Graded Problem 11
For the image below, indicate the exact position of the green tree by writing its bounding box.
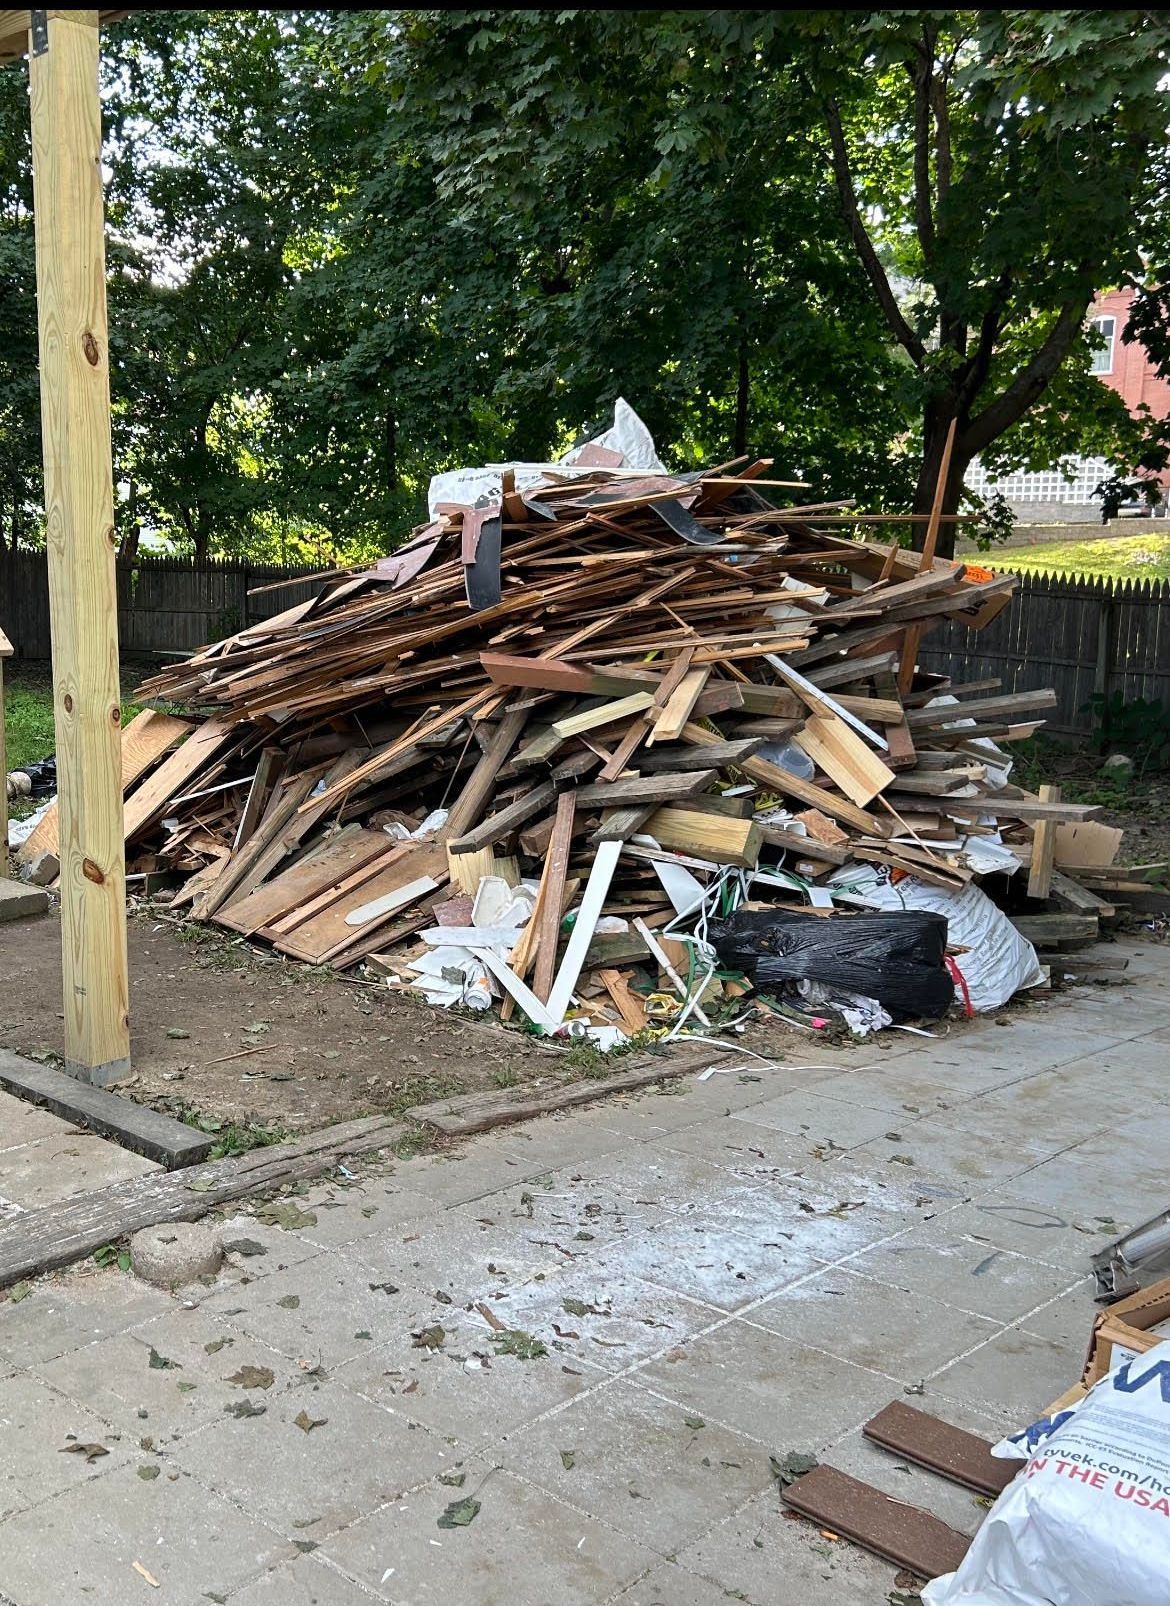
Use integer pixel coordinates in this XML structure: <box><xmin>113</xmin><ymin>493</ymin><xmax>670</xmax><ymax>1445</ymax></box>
<box><xmin>799</xmin><ymin>8</ymin><xmax>1170</xmax><ymax>549</ymax></box>
<box><xmin>0</xmin><ymin>62</ymin><xmax>40</xmax><ymax>554</ymax></box>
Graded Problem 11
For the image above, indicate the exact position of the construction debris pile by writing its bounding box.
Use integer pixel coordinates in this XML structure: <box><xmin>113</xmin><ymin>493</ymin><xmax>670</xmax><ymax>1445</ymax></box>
<box><xmin>17</xmin><ymin>425</ymin><xmax>1118</xmax><ymax>1043</ymax></box>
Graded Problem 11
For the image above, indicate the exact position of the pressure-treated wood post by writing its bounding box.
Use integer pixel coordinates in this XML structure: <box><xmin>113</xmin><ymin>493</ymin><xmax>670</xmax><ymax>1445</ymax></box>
<box><xmin>28</xmin><ymin>9</ymin><xmax>129</xmax><ymax>1084</ymax></box>
<box><xmin>0</xmin><ymin>627</ymin><xmax>11</xmax><ymax>880</ymax></box>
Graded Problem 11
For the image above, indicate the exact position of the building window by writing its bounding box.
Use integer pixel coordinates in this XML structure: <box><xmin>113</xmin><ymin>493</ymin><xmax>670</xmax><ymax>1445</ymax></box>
<box><xmin>1090</xmin><ymin>315</ymin><xmax>1116</xmax><ymax>375</ymax></box>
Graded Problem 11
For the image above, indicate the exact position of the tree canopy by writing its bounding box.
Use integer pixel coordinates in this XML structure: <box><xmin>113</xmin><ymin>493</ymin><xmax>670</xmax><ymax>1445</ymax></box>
<box><xmin>0</xmin><ymin>7</ymin><xmax>1167</xmax><ymax>561</ymax></box>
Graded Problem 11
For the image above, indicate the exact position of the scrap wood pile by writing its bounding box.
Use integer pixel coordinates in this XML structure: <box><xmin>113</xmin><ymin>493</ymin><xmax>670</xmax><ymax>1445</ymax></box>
<box><xmin>18</xmin><ymin>449</ymin><xmax>1118</xmax><ymax>1039</ymax></box>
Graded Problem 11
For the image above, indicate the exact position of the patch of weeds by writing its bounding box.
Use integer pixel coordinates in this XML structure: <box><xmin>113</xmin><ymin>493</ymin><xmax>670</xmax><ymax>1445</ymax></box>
<box><xmin>176</xmin><ymin>1108</ymin><xmax>289</xmax><ymax>1160</ymax></box>
<box><xmin>489</xmin><ymin>1328</ymin><xmax>547</xmax><ymax>1360</ymax></box>
<box><xmin>563</xmin><ymin>1029</ymin><xmax>660</xmax><ymax>1079</ymax></box>
<box><xmin>491</xmin><ymin>1065</ymin><xmax>520</xmax><ymax>1089</ymax></box>
<box><xmin>382</xmin><ymin>1072</ymin><xmax>469</xmax><ymax>1119</ymax></box>
<box><xmin>92</xmin><ymin>1243</ymin><xmax>131</xmax><ymax>1273</ymax></box>
<box><xmin>390</xmin><ymin>1128</ymin><xmax>438</xmax><ymax>1161</ymax></box>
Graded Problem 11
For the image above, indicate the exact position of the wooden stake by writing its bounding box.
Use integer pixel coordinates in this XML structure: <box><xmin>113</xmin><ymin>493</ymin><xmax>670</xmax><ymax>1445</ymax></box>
<box><xmin>898</xmin><ymin>418</ymin><xmax>958</xmax><ymax>699</ymax></box>
<box><xmin>1027</xmin><ymin>784</ymin><xmax>1061</xmax><ymax>900</ymax></box>
<box><xmin>29</xmin><ymin>11</ymin><xmax>129</xmax><ymax>1084</ymax></box>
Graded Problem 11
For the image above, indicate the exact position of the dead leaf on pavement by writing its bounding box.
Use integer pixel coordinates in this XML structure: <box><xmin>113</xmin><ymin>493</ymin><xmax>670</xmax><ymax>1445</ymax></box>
<box><xmin>437</xmin><ymin>1495</ymin><xmax>481</xmax><ymax>1530</ymax></box>
<box><xmin>226</xmin><ymin>1364</ymin><xmax>275</xmax><ymax>1390</ymax></box>
<box><xmin>293</xmin><ymin>1409</ymin><xmax>327</xmax><ymax>1434</ymax></box>
<box><xmin>224</xmin><ymin>1400</ymin><xmax>266</xmax><ymax>1419</ymax></box>
<box><xmin>684</xmin><ymin>1416</ymin><xmax>706</xmax><ymax>1430</ymax></box>
<box><xmin>60</xmin><ymin>1442</ymin><xmax>108</xmax><ymax>1463</ymax></box>
<box><xmin>559</xmin><ymin>1449</ymin><xmax>576</xmax><ymax>1470</ymax></box>
<box><xmin>770</xmin><ymin>1451</ymin><xmax>819</xmax><ymax>1488</ymax></box>
<box><xmin>137</xmin><ymin>1466</ymin><xmax>160</xmax><ymax>1481</ymax></box>
<box><xmin>476</xmin><ymin>1302</ymin><xmax>507</xmax><ymax>1332</ymax></box>
<box><xmin>8</xmin><ymin>1282</ymin><xmax>31</xmax><ymax>1303</ymax></box>
<box><xmin>438</xmin><ymin>1471</ymin><xmax>466</xmax><ymax>1487</ymax></box>
<box><xmin>223</xmin><ymin>1239</ymin><xmax>267</xmax><ymax>1258</ymax></box>
<box><xmin>147</xmin><ymin>1347</ymin><xmax>180</xmax><ymax>1371</ymax></box>
<box><xmin>204</xmin><ymin>1337</ymin><xmax>232</xmax><ymax>1355</ymax></box>
<box><xmin>277</xmin><ymin>1294</ymin><xmax>301</xmax><ymax>1310</ymax></box>
<box><xmin>257</xmin><ymin>1201</ymin><xmax>317</xmax><ymax>1231</ymax></box>
<box><xmin>412</xmin><ymin>1324</ymin><xmax>446</xmax><ymax>1350</ymax></box>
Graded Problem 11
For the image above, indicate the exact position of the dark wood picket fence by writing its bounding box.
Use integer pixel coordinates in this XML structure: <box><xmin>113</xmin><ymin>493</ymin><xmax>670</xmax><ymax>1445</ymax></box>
<box><xmin>2</xmin><ymin>552</ymin><xmax>1168</xmax><ymax>735</ymax></box>
<box><xmin>919</xmin><ymin>570</ymin><xmax>1170</xmax><ymax>735</ymax></box>
<box><xmin>0</xmin><ymin>552</ymin><xmax>323</xmax><ymax>660</ymax></box>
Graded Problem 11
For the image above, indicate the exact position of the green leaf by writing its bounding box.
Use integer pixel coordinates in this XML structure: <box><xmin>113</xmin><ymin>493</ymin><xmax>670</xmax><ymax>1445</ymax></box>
<box><xmin>559</xmin><ymin>1449</ymin><xmax>576</xmax><ymax>1470</ymax></box>
<box><xmin>148</xmin><ymin>1347</ymin><xmax>180</xmax><ymax>1371</ymax></box>
<box><xmin>8</xmin><ymin>1281</ymin><xmax>31</xmax><ymax>1303</ymax></box>
<box><xmin>437</xmin><ymin>1496</ymin><xmax>481</xmax><ymax>1529</ymax></box>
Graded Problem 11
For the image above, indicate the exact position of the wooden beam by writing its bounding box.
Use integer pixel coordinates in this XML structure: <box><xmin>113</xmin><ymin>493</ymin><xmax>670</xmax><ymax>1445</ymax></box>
<box><xmin>0</xmin><ymin>627</ymin><xmax>11</xmax><ymax>879</ymax></box>
<box><xmin>30</xmin><ymin>9</ymin><xmax>129</xmax><ymax>1084</ymax></box>
<box><xmin>531</xmin><ymin>790</ymin><xmax>576</xmax><ymax>1004</ymax></box>
<box><xmin>1026</xmin><ymin>783</ymin><xmax>1061</xmax><ymax>900</ymax></box>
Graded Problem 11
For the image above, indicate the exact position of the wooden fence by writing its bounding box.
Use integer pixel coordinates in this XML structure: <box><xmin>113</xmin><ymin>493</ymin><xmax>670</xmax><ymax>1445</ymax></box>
<box><xmin>0</xmin><ymin>552</ymin><xmax>324</xmax><ymax>660</ymax></box>
<box><xmin>2</xmin><ymin>552</ymin><xmax>1168</xmax><ymax>736</ymax></box>
<box><xmin>920</xmin><ymin>571</ymin><xmax>1170</xmax><ymax>734</ymax></box>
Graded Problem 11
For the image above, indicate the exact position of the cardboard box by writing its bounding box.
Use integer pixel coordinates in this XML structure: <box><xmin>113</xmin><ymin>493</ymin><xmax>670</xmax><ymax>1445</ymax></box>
<box><xmin>1049</xmin><ymin>1275</ymin><xmax>1170</xmax><ymax>1411</ymax></box>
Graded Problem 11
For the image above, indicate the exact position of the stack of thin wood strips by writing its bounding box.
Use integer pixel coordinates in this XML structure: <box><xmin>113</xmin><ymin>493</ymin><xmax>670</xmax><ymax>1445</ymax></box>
<box><xmin>18</xmin><ymin>458</ymin><xmax>1113</xmax><ymax>1031</ymax></box>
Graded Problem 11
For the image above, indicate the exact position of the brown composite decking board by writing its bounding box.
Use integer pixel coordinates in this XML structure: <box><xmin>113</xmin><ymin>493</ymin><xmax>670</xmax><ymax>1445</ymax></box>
<box><xmin>781</xmin><ymin>1464</ymin><xmax>970</xmax><ymax>1579</ymax></box>
<box><xmin>863</xmin><ymin>1401</ymin><xmax>1017</xmax><ymax>1497</ymax></box>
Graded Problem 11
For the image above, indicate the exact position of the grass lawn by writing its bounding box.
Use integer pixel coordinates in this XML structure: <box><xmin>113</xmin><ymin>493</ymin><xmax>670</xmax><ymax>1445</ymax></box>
<box><xmin>985</xmin><ymin>530</ymin><xmax>1170</xmax><ymax>583</ymax></box>
<box><xmin>3</xmin><ymin>675</ymin><xmax>56</xmax><ymax>771</ymax></box>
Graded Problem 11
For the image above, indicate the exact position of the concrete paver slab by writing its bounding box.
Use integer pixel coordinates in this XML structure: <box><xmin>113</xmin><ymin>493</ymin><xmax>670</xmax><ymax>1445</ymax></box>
<box><xmin>927</xmin><ymin>1325</ymin><xmax>1077</xmax><ymax>1428</ymax></box>
<box><xmin>844</xmin><ymin>1234</ymin><xmax>1077</xmax><ymax>1324</ymax></box>
<box><xmin>0</xmin><ymin>1128</ymin><xmax>157</xmax><ymax>1210</ymax></box>
<box><xmin>0</xmin><ymin>1461</ymin><xmax>294</xmax><ymax>1606</ymax></box>
<box><xmin>673</xmin><ymin>1485</ymin><xmax>897</xmax><ymax>1605</ymax></box>
<box><xmin>494</xmin><ymin>1377</ymin><xmax>772</xmax><ymax>1553</ymax></box>
<box><xmin>320</xmin><ymin>1467</ymin><xmax>661</xmax><ymax>1604</ymax></box>
<box><xmin>174</xmin><ymin>1379</ymin><xmax>459</xmax><ymax>1541</ymax></box>
<box><xmin>744</xmin><ymin>1266</ymin><xmax>1001</xmax><ymax>1382</ymax></box>
<box><xmin>0</xmin><ymin>1370</ymin><xmax>135</xmax><ymax>1514</ymax></box>
<box><xmin>224</xmin><ymin>1554</ymin><xmax>380</xmax><ymax>1605</ymax></box>
<box><xmin>632</xmin><ymin>1322</ymin><xmax>895</xmax><ymax>1450</ymax></box>
<box><xmin>0</xmin><ymin>1090</ymin><xmax>83</xmax><ymax>1153</ymax></box>
<box><xmin>0</xmin><ymin>1275</ymin><xmax>172</xmax><ymax>1369</ymax></box>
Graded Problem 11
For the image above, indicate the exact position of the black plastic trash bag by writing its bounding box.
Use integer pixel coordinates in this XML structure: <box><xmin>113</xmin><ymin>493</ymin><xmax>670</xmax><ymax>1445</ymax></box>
<box><xmin>709</xmin><ymin>909</ymin><xmax>954</xmax><ymax>1022</ymax></box>
<box><xmin>20</xmin><ymin>756</ymin><xmax>57</xmax><ymax>798</ymax></box>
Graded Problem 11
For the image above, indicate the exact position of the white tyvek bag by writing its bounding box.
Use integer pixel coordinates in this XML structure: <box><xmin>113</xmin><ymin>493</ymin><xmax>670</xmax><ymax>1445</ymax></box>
<box><xmin>923</xmin><ymin>1339</ymin><xmax>1170</xmax><ymax>1606</ymax></box>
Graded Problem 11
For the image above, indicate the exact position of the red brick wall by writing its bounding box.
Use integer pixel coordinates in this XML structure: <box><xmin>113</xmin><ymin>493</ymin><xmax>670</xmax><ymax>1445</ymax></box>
<box><xmin>1090</xmin><ymin>288</ymin><xmax>1170</xmax><ymax>418</ymax></box>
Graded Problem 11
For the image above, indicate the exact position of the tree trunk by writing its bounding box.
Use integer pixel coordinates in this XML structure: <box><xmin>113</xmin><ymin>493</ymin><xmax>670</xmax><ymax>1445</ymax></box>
<box><xmin>911</xmin><ymin>408</ymin><xmax>971</xmax><ymax>558</ymax></box>
<box><xmin>734</xmin><ymin>345</ymin><xmax>749</xmax><ymax>459</ymax></box>
<box><xmin>383</xmin><ymin>406</ymin><xmax>397</xmax><ymax>492</ymax></box>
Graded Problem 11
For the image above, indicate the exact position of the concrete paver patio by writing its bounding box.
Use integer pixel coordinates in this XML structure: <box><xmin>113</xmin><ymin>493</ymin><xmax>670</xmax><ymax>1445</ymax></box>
<box><xmin>1</xmin><ymin>936</ymin><xmax>1168</xmax><ymax>1604</ymax></box>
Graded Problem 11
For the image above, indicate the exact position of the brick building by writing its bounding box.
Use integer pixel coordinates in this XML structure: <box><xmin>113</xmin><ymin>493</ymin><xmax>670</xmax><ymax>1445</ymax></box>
<box><xmin>966</xmin><ymin>287</ymin><xmax>1169</xmax><ymax>519</ymax></box>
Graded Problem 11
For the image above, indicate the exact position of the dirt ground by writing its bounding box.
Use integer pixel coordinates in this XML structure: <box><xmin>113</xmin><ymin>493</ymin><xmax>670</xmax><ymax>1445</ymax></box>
<box><xmin>0</xmin><ymin>908</ymin><xmax>569</xmax><ymax>1138</ymax></box>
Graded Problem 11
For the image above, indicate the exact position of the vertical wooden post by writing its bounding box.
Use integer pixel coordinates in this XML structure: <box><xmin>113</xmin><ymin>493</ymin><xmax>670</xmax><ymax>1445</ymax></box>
<box><xmin>28</xmin><ymin>9</ymin><xmax>130</xmax><ymax>1085</ymax></box>
<box><xmin>0</xmin><ymin>628</ymin><xmax>12</xmax><ymax>880</ymax></box>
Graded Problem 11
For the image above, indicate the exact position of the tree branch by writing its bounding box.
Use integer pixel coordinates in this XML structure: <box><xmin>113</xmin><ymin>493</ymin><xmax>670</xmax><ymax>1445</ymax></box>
<box><xmin>955</xmin><ymin>267</ymin><xmax>1013</xmax><ymax>414</ymax></box>
<box><xmin>823</xmin><ymin>98</ymin><xmax>927</xmax><ymax>368</ymax></box>
<box><xmin>910</xmin><ymin>43</ymin><xmax>935</xmax><ymax>263</ymax></box>
<box><xmin>962</xmin><ymin>296</ymin><xmax>1092</xmax><ymax>456</ymax></box>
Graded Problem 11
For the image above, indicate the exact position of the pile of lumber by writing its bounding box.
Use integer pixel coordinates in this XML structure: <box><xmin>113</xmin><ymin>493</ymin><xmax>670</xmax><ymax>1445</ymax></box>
<box><xmin>17</xmin><ymin>457</ymin><xmax>1114</xmax><ymax>1033</ymax></box>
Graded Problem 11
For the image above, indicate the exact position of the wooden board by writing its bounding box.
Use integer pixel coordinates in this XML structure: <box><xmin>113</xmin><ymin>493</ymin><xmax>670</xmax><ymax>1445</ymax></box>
<box><xmin>17</xmin><ymin>708</ymin><xmax>191</xmax><ymax>863</ymax></box>
<box><xmin>0</xmin><ymin>1115</ymin><xmax>407</xmax><ymax>1290</ymax></box>
<box><xmin>122</xmin><ymin>718</ymin><xmax>237</xmax><ymax>842</ymax></box>
<box><xmin>544</xmin><ymin>839</ymin><xmax>622</xmax><ymax>1022</ymax></box>
<box><xmin>407</xmin><ymin>1046</ymin><xmax>713</xmax><ymax>1135</ymax></box>
<box><xmin>781</xmin><ymin>1464</ymin><xmax>970</xmax><ymax>1579</ymax></box>
<box><xmin>532</xmin><ymin>790</ymin><xmax>577</xmax><ymax>1004</ymax></box>
<box><xmin>793</xmin><ymin>713</ymin><xmax>896</xmax><ymax>807</ymax></box>
<box><xmin>552</xmin><ymin>691</ymin><xmax>656</xmax><ymax>739</ymax></box>
<box><xmin>647</xmin><ymin>667</ymin><xmax>710</xmax><ymax>743</ymax></box>
<box><xmin>275</xmin><ymin>843</ymin><xmax>449</xmax><ymax>963</ymax></box>
<box><xmin>1026</xmin><ymin>783</ymin><xmax>1061</xmax><ymax>899</ymax></box>
<box><xmin>0</xmin><ymin>1049</ymin><xmax>212</xmax><ymax>1169</ymax></box>
<box><xmin>216</xmin><ymin>827</ymin><xmax>391</xmax><ymax>936</ymax></box>
<box><xmin>863</xmin><ymin>1402</ymin><xmax>1016</xmax><ymax>1497</ymax></box>
<box><xmin>644</xmin><ymin>806</ymin><xmax>762</xmax><ymax>869</ymax></box>
<box><xmin>574</xmin><ymin>769</ymin><xmax>717</xmax><ymax>808</ymax></box>
<box><xmin>446</xmin><ymin>780</ymin><xmax>557</xmax><ymax>853</ymax></box>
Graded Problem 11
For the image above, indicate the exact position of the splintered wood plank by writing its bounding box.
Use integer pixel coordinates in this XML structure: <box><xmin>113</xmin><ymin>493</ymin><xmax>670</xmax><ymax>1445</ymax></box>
<box><xmin>275</xmin><ymin>843</ymin><xmax>449</xmax><ymax>963</ymax></box>
<box><xmin>597</xmin><ymin>969</ymin><xmax>648</xmax><ymax>1032</ymax></box>
<box><xmin>639</xmin><ymin>738</ymin><xmax>763</xmax><ymax>773</ymax></box>
<box><xmin>122</xmin><ymin>718</ymin><xmax>238</xmax><ymax>843</ymax></box>
<box><xmin>643</xmin><ymin>807</ymin><xmax>762</xmax><ymax>869</ymax></box>
<box><xmin>781</xmin><ymin>1464</ymin><xmax>969</xmax><ymax>1578</ymax></box>
<box><xmin>678</xmin><ymin>723</ymin><xmax>886</xmax><ymax>835</ymax></box>
<box><xmin>446</xmin><ymin>780</ymin><xmax>557</xmax><ymax>853</ymax></box>
<box><xmin>191</xmin><ymin>761</ymin><xmax>334</xmax><ymax>921</ymax></box>
<box><xmin>552</xmin><ymin>691</ymin><xmax>656</xmax><ymax>739</ymax></box>
<box><xmin>0</xmin><ymin>1116</ymin><xmax>408</xmax><ymax>1290</ymax></box>
<box><xmin>480</xmin><ymin>652</ymin><xmax>655</xmax><ymax>698</ymax></box>
<box><xmin>599</xmin><ymin>718</ymin><xmax>650</xmax><ymax>783</ymax></box>
<box><xmin>232</xmin><ymin>747</ymin><xmax>282</xmax><ymax>852</ymax></box>
<box><xmin>217</xmin><ymin>827</ymin><xmax>390</xmax><ymax>936</ymax></box>
<box><xmin>18</xmin><ymin>709</ymin><xmax>191</xmax><ymax>863</ymax></box>
<box><xmin>574</xmin><ymin>769</ymin><xmax>717</xmax><ymax>808</ymax></box>
<box><xmin>1027</xmin><ymin>785</ymin><xmax>1062</xmax><ymax>901</ymax></box>
<box><xmin>863</xmin><ymin>1403</ymin><xmax>1016</xmax><ymax>1497</ymax></box>
<box><xmin>532</xmin><ymin>791</ymin><xmax>577</xmax><ymax>1004</ymax></box>
<box><xmin>440</xmin><ymin>705</ymin><xmax>529</xmax><ymax>841</ymax></box>
<box><xmin>446</xmin><ymin>845</ymin><xmax>500</xmax><ymax>897</ymax></box>
<box><xmin>590</xmin><ymin>805</ymin><xmax>655</xmax><ymax>844</ymax></box>
<box><xmin>544</xmin><ymin>839</ymin><xmax>622</xmax><ymax>1023</ymax></box>
<box><xmin>793</xmin><ymin>713</ymin><xmax>896</xmax><ymax>807</ymax></box>
<box><xmin>647</xmin><ymin>667</ymin><xmax>710</xmax><ymax>744</ymax></box>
